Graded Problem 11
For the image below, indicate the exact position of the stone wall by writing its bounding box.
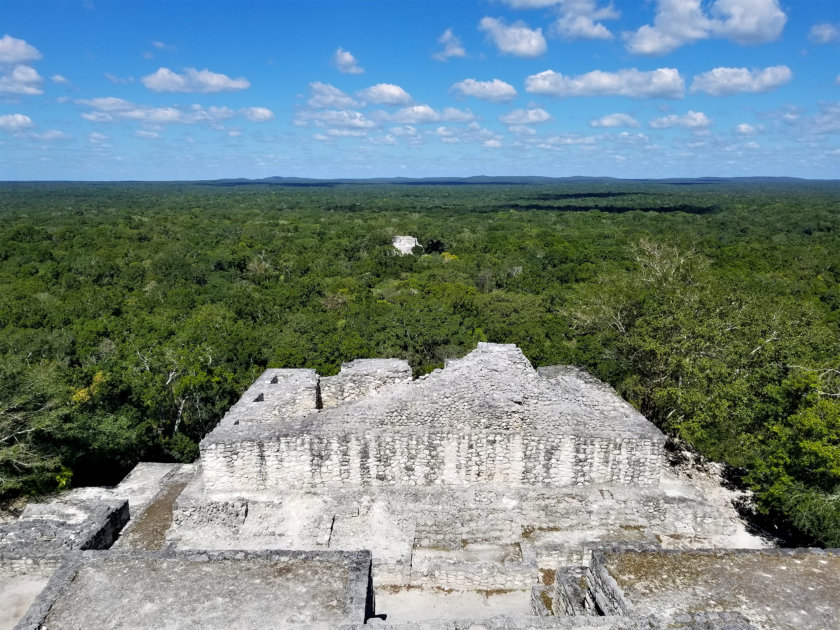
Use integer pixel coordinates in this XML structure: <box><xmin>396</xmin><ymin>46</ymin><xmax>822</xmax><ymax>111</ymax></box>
<box><xmin>219</xmin><ymin>368</ymin><xmax>320</xmax><ymax>426</ymax></box>
<box><xmin>200</xmin><ymin>431</ymin><xmax>663</xmax><ymax>492</ymax></box>
<box><xmin>320</xmin><ymin>359</ymin><xmax>412</xmax><ymax>409</ymax></box>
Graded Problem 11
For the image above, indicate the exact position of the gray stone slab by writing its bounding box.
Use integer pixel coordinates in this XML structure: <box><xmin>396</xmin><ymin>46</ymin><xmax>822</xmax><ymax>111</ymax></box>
<box><xmin>17</xmin><ymin>549</ymin><xmax>372</xmax><ymax>630</ymax></box>
<box><xmin>597</xmin><ymin>548</ymin><xmax>840</xmax><ymax>630</ymax></box>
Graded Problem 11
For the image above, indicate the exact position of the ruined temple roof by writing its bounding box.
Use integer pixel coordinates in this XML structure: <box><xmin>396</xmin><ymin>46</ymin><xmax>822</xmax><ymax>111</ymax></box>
<box><xmin>205</xmin><ymin>343</ymin><xmax>664</xmax><ymax>443</ymax></box>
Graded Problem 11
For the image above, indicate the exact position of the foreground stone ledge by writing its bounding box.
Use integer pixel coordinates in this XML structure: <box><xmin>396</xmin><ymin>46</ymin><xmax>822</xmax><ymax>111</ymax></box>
<box><xmin>16</xmin><ymin>549</ymin><xmax>373</xmax><ymax>630</ymax></box>
<box><xmin>591</xmin><ymin>547</ymin><xmax>840</xmax><ymax>630</ymax></box>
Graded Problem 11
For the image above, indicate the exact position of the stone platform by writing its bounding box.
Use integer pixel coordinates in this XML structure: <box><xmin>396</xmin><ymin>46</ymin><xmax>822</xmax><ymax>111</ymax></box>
<box><xmin>15</xmin><ymin>549</ymin><xmax>371</xmax><ymax>630</ymax></box>
<box><xmin>3</xmin><ymin>342</ymin><xmax>837</xmax><ymax>628</ymax></box>
<box><xmin>201</xmin><ymin>344</ymin><xmax>665</xmax><ymax>492</ymax></box>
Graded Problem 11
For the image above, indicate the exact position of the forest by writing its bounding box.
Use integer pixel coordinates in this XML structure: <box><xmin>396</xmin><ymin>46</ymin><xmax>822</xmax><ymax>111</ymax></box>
<box><xmin>1</xmin><ymin>178</ymin><xmax>838</xmax><ymax>546</ymax></box>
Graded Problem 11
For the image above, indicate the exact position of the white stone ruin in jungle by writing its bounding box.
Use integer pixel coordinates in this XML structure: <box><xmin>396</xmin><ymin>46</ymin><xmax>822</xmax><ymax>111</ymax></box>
<box><xmin>2</xmin><ymin>343</ymin><xmax>838</xmax><ymax>630</ymax></box>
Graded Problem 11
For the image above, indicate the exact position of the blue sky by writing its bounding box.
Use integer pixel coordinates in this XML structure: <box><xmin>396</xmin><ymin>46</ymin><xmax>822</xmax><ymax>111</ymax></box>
<box><xmin>0</xmin><ymin>0</ymin><xmax>838</xmax><ymax>180</ymax></box>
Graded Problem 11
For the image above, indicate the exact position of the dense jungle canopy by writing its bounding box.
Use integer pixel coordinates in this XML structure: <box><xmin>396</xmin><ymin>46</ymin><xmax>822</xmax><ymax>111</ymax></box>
<box><xmin>1</xmin><ymin>179</ymin><xmax>838</xmax><ymax>545</ymax></box>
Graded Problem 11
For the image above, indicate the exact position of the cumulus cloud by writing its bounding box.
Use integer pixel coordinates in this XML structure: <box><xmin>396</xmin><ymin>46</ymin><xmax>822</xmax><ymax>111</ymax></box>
<box><xmin>649</xmin><ymin>110</ymin><xmax>712</xmax><ymax>129</ymax></box>
<box><xmin>326</xmin><ymin>129</ymin><xmax>367</xmax><ymax>137</ymax></box>
<box><xmin>526</xmin><ymin>67</ymin><xmax>684</xmax><ymax>98</ymax></box>
<box><xmin>0</xmin><ymin>65</ymin><xmax>43</xmax><ymax>94</ymax></box>
<box><xmin>142</xmin><ymin>67</ymin><xmax>250</xmax><ymax>93</ymax></box>
<box><xmin>479</xmin><ymin>17</ymin><xmax>547</xmax><ymax>57</ymax></box>
<box><xmin>451</xmin><ymin>78</ymin><xmax>517</xmax><ymax>103</ymax></box>
<box><xmin>333</xmin><ymin>47</ymin><xmax>364</xmax><ymax>74</ymax></box>
<box><xmin>135</xmin><ymin>129</ymin><xmax>160</xmax><ymax>139</ymax></box>
<box><xmin>240</xmin><ymin>107</ymin><xmax>275</xmax><ymax>122</ymax></box>
<box><xmin>357</xmin><ymin>83</ymin><xmax>412</xmax><ymax>106</ymax></box>
<box><xmin>105</xmin><ymin>72</ymin><xmax>133</xmax><ymax>84</ymax></box>
<box><xmin>0</xmin><ymin>113</ymin><xmax>35</xmax><ymax>131</ymax></box>
<box><xmin>386</xmin><ymin>105</ymin><xmax>441</xmax><ymax>125</ymax></box>
<box><xmin>51</xmin><ymin>74</ymin><xmax>69</xmax><ymax>84</ymax></box>
<box><xmin>295</xmin><ymin>109</ymin><xmax>376</xmax><ymax>129</ymax></box>
<box><xmin>87</xmin><ymin>132</ymin><xmax>109</xmax><ymax>144</ymax></box>
<box><xmin>590</xmin><ymin>113</ymin><xmax>640</xmax><ymax>128</ymax></box>
<box><xmin>381</xmin><ymin>104</ymin><xmax>475</xmax><ymax>125</ymax></box>
<box><xmin>77</xmin><ymin>97</ymin><xmax>237</xmax><ymax>125</ymax></box>
<box><xmin>499</xmin><ymin>108</ymin><xmax>551</xmax><ymax>125</ymax></box>
<box><xmin>690</xmin><ymin>65</ymin><xmax>791</xmax><ymax>95</ymax></box>
<box><xmin>712</xmin><ymin>0</ymin><xmax>787</xmax><ymax>45</ymax></box>
<box><xmin>441</xmin><ymin>107</ymin><xmax>476</xmax><ymax>123</ymax></box>
<box><xmin>306</xmin><ymin>82</ymin><xmax>359</xmax><ymax>109</ymax></box>
<box><xmin>433</xmin><ymin>29</ymin><xmax>467</xmax><ymax>61</ymax></box>
<box><xmin>552</xmin><ymin>0</ymin><xmax>620</xmax><ymax>40</ymax></box>
<box><xmin>432</xmin><ymin>121</ymin><xmax>503</xmax><ymax>146</ymax></box>
<box><xmin>809</xmin><ymin>23</ymin><xmax>840</xmax><ymax>44</ymax></box>
<box><xmin>734</xmin><ymin>123</ymin><xmax>757</xmax><ymax>135</ymax></box>
<box><xmin>810</xmin><ymin>101</ymin><xmax>840</xmax><ymax>135</ymax></box>
<box><xmin>29</xmin><ymin>129</ymin><xmax>70</xmax><ymax>141</ymax></box>
<box><xmin>625</xmin><ymin>0</ymin><xmax>786</xmax><ymax>55</ymax></box>
<box><xmin>0</xmin><ymin>35</ymin><xmax>41</xmax><ymax>64</ymax></box>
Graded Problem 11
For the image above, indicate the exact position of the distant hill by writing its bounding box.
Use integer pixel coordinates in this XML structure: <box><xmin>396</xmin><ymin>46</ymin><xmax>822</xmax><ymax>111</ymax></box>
<box><xmin>199</xmin><ymin>175</ymin><xmax>827</xmax><ymax>188</ymax></box>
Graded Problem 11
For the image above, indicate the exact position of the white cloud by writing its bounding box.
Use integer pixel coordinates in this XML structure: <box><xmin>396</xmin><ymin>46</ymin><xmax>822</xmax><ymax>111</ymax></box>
<box><xmin>810</xmin><ymin>101</ymin><xmax>840</xmax><ymax>135</ymax></box>
<box><xmin>649</xmin><ymin>110</ymin><xmax>712</xmax><ymax>129</ymax></box>
<box><xmin>0</xmin><ymin>113</ymin><xmax>35</xmax><ymax>131</ymax></box>
<box><xmin>381</xmin><ymin>105</ymin><xmax>475</xmax><ymax>125</ymax></box>
<box><xmin>333</xmin><ymin>47</ymin><xmax>364</xmax><ymax>74</ymax></box>
<box><xmin>526</xmin><ymin>67</ymin><xmax>684</xmax><ymax>98</ymax></box>
<box><xmin>306</xmin><ymin>82</ymin><xmax>359</xmax><ymax>109</ymax></box>
<box><xmin>105</xmin><ymin>73</ymin><xmax>133</xmax><ymax>84</ymax></box>
<box><xmin>326</xmin><ymin>129</ymin><xmax>367</xmax><ymax>137</ymax></box>
<box><xmin>390</xmin><ymin>125</ymin><xmax>418</xmax><ymax>137</ymax></box>
<box><xmin>552</xmin><ymin>0</ymin><xmax>620</xmax><ymax>40</ymax></box>
<box><xmin>27</xmin><ymin>129</ymin><xmax>70</xmax><ymax>141</ymax></box>
<box><xmin>625</xmin><ymin>0</ymin><xmax>786</xmax><ymax>55</ymax></box>
<box><xmin>441</xmin><ymin>107</ymin><xmax>475</xmax><ymax>123</ymax></box>
<box><xmin>590</xmin><ymin>113</ymin><xmax>640</xmax><ymax>128</ymax></box>
<box><xmin>734</xmin><ymin>123</ymin><xmax>757</xmax><ymax>135</ymax></box>
<box><xmin>141</xmin><ymin>67</ymin><xmax>250</xmax><ymax>93</ymax></box>
<box><xmin>432</xmin><ymin>121</ymin><xmax>503</xmax><ymax>146</ymax></box>
<box><xmin>135</xmin><ymin>130</ymin><xmax>160</xmax><ymax>139</ymax></box>
<box><xmin>691</xmin><ymin>65</ymin><xmax>791</xmax><ymax>95</ymax></box>
<box><xmin>296</xmin><ymin>109</ymin><xmax>376</xmax><ymax>129</ymax></box>
<box><xmin>151</xmin><ymin>40</ymin><xmax>175</xmax><ymax>51</ymax></box>
<box><xmin>240</xmin><ymin>106</ymin><xmax>275</xmax><ymax>122</ymax></box>
<box><xmin>368</xmin><ymin>134</ymin><xmax>397</xmax><ymax>145</ymax></box>
<box><xmin>77</xmin><ymin>97</ymin><xmax>135</xmax><ymax>111</ymax></box>
<box><xmin>433</xmin><ymin>29</ymin><xmax>467</xmax><ymax>61</ymax></box>
<box><xmin>87</xmin><ymin>132</ymin><xmax>109</xmax><ymax>144</ymax></box>
<box><xmin>51</xmin><ymin>74</ymin><xmax>69</xmax><ymax>84</ymax></box>
<box><xmin>532</xmin><ymin>133</ymin><xmax>598</xmax><ymax>149</ymax></box>
<box><xmin>712</xmin><ymin>0</ymin><xmax>787</xmax><ymax>45</ymax></box>
<box><xmin>0</xmin><ymin>65</ymin><xmax>43</xmax><ymax>94</ymax></box>
<box><xmin>388</xmin><ymin>105</ymin><xmax>441</xmax><ymax>124</ymax></box>
<box><xmin>809</xmin><ymin>23</ymin><xmax>840</xmax><ymax>44</ymax></box>
<box><xmin>77</xmin><ymin>98</ymin><xmax>237</xmax><ymax>125</ymax></box>
<box><xmin>357</xmin><ymin>83</ymin><xmax>412</xmax><ymax>106</ymax></box>
<box><xmin>499</xmin><ymin>108</ymin><xmax>551</xmax><ymax>124</ymax></box>
<box><xmin>507</xmin><ymin>124</ymin><xmax>537</xmax><ymax>135</ymax></box>
<box><xmin>0</xmin><ymin>35</ymin><xmax>42</xmax><ymax>64</ymax></box>
<box><xmin>479</xmin><ymin>17</ymin><xmax>547</xmax><ymax>57</ymax></box>
<box><xmin>81</xmin><ymin>112</ymin><xmax>113</xmax><ymax>122</ymax></box>
<box><xmin>451</xmin><ymin>78</ymin><xmax>517</xmax><ymax>103</ymax></box>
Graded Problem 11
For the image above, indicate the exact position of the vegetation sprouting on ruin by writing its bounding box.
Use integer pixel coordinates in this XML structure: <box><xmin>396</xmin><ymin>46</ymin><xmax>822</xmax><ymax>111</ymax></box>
<box><xmin>1</xmin><ymin>178</ymin><xmax>838</xmax><ymax>545</ymax></box>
